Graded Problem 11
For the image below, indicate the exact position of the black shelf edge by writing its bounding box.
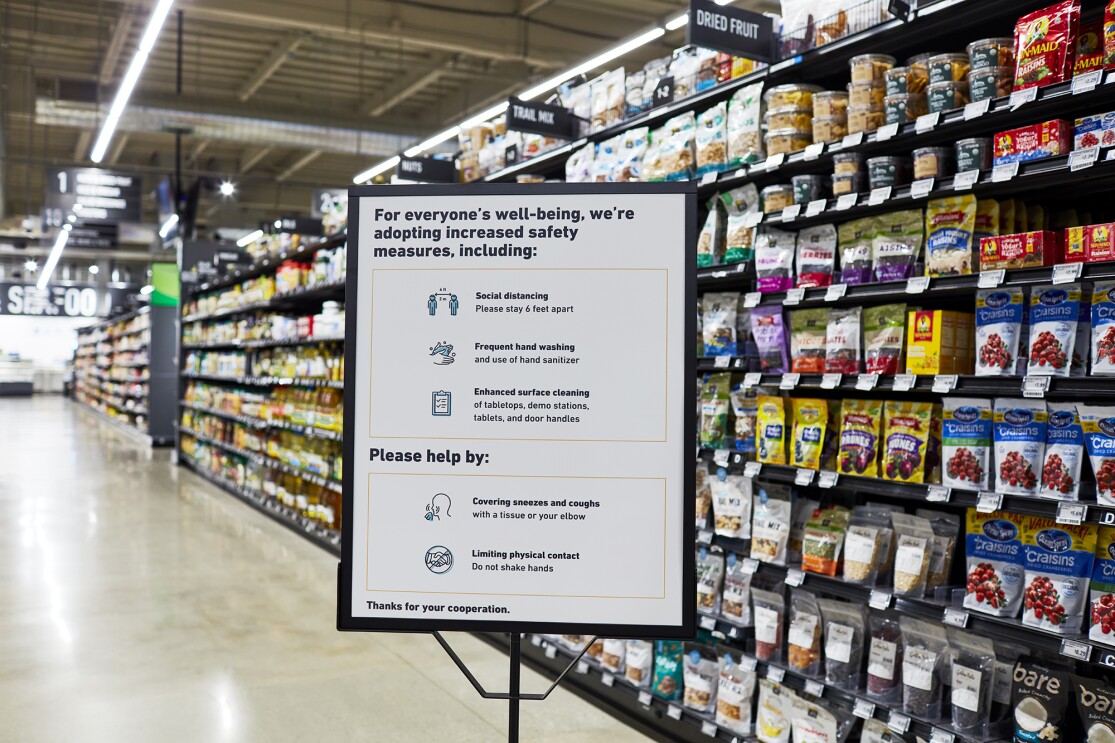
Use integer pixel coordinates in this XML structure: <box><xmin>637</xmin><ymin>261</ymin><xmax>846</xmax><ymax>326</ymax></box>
<box><xmin>182</xmin><ymin>335</ymin><xmax>345</xmax><ymax>351</ymax></box>
<box><xmin>71</xmin><ymin>399</ymin><xmax>159</xmax><ymax>446</ymax></box>
<box><xmin>181</xmin><ymin>372</ymin><xmax>344</xmax><ymax>389</ymax></box>
<box><xmin>182</xmin><ymin>279</ymin><xmax>347</xmax><ymax>323</ymax></box>
<box><xmin>178</xmin><ymin>458</ymin><xmax>341</xmax><ymax>556</ymax></box>
<box><xmin>187</xmin><ymin>233</ymin><xmax>346</xmax><ymax>295</ymax></box>
<box><xmin>181</xmin><ymin>401</ymin><xmax>343</xmax><ymax>441</ymax></box>
<box><xmin>180</xmin><ymin>427</ymin><xmax>342</xmax><ymax>493</ymax></box>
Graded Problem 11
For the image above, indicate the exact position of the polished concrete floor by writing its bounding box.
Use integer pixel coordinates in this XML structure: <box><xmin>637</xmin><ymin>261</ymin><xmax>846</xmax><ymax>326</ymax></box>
<box><xmin>0</xmin><ymin>397</ymin><xmax>652</xmax><ymax>743</ymax></box>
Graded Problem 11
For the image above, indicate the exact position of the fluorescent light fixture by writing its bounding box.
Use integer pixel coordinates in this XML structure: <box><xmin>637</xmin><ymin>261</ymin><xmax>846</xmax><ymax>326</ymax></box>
<box><xmin>461</xmin><ymin>102</ymin><xmax>511</xmax><ymax>128</ymax></box>
<box><xmin>90</xmin><ymin>0</ymin><xmax>175</xmax><ymax>163</ymax></box>
<box><xmin>63</xmin><ymin>223</ymin><xmax>73</xmax><ymax>232</ymax></box>
<box><xmin>158</xmin><ymin>213</ymin><xmax>178</xmax><ymax>238</ymax></box>
<box><xmin>404</xmin><ymin>126</ymin><xmax>461</xmax><ymax>157</ymax></box>
<box><xmin>89</xmin><ymin>265</ymin><xmax>99</xmax><ymax>275</ymax></box>
<box><xmin>665</xmin><ymin>13</ymin><xmax>688</xmax><ymax>29</ymax></box>
<box><xmin>140</xmin><ymin>285</ymin><xmax>154</xmax><ymax>295</ymax></box>
<box><xmin>353</xmin><ymin>155</ymin><xmax>401</xmax><ymax>184</ymax></box>
<box><xmin>37</xmin><ymin>230</ymin><xmax>70</xmax><ymax>289</ymax></box>
<box><xmin>219</xmin><ymin>180</ymin><xmax>236</xmax><ymax>196</ymax></box>
<box><xmin>236</xmin><ymin>229</ymin><xmax>263</xmax><ymax>247</ymax></box>
<box><xmin>520</xmin><ymin>27</ymin><xmax>665</xmax><ymax>100</ymax></box>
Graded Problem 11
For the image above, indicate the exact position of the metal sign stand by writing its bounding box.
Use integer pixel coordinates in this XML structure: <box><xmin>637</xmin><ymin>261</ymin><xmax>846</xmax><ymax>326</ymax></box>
<box><xmin>432</xmin><ymin>631</ymin><xmax>597</xmax><ymax>743</ymax></box>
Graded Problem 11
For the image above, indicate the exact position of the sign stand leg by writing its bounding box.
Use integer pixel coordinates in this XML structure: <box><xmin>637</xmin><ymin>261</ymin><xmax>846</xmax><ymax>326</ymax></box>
<box><xmin>508</xmin><ymin>633</ymin><xmax>521</xmax><ymax>743</ymax></box>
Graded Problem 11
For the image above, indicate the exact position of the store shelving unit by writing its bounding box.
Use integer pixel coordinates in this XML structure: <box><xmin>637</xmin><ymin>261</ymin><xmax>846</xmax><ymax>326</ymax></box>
<box><xmin>72</xmin><ymin>307</ymin><xmax>176</xmax><ymax>445</ymax></box>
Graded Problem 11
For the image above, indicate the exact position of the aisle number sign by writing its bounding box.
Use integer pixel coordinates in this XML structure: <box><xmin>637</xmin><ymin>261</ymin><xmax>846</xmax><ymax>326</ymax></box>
<box><xmin>339</xmin><ymin>183</ymin><xmax>696</xmax><ymax>635</ymax></box>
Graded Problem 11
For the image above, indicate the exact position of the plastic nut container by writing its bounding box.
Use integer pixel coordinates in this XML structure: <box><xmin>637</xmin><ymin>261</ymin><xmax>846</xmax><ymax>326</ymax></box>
<box><xmin>927</xmin><ymin>53</ymin><xmax>970</xmax><ymax>84</ymax></box>
<box><xmin>849</xmin><ymin>82</ymin><xmax>886</xmax><ymax>107</ymax></box>
<box><xmin>761</xmin><ymin>184</ymin><xmax>795</xmax><ymax>214</ymax></box>
<box><xmin>967</xmin><ymin>37</ymin><xmax>1015</xmax><ymax>70</ymax></box>
<box><xmin>832</xmin><ymin>172</ymin><xmax>864</xmax><ymax>196</ymax></box>
<box><xmin>791</xmin><ymin>174</ymin><xmax>828</xmax><ymax>205</ymax></box>
<box><xmin>884</xmin><ymin>93</ymin><xmax>928</xmax><ymax>125</ymax></box>
<box><xmin>955</xmin><ymin>138</ymin><xmax>992</xmax><ymax>172</ymax></box>
<box><xmin>927</xmin><ymin>81</ymin><xmax>970</xmax><ymax>113</ymax></box>
<box><xmin>968</xmin><ymin>67</ymin><xmax>1014</xmax><ymax>101</ymax></box>
<box><xmin>912</xmin><ymin>146</ymin><xmax>955</xmax><ymax>179</ymax></box>
<box><xmin>813</xmin><ymin>91</ymin><xmax>849</xmax><ymax>118</ymax></box>
<box><xmin>885</xmin><ymin>66</ymin><xmax>929</xmax><ymax>96</ymax></box>
<box><xmin>907</xmin><ymin>53</ymin><xmax>933</xmax><ymax>73</ymax></box>
<box><xmin>850</xmin><ymin>53</ymin><xmax>896</xmax><ymax>84</ymax></box>
<box><xmin>848</xmin><ymin>104</ymin><xmax>885</xmax><ymax>134</ymax></box>
<box><xmin>813</xmin><ymin>116</ymin><xmax>849</xmax><ymax>144</ymax></box>
<box><xmin>764</xmin><ymin>127</ymin><xmax>812</xmax><ymax>155</ymax></box>
<box><xmin>832</xmin><ymin>151</ymin><xmax>864</xmax><ymax>175</ymax></box>
<box><xmin>867</xmin><ymin>156</ymin><xmax>912</xmax><ymax>189</ymax></box>
<box><xmin>765</xmin><ymin>106</ymin><xmax>814</xmax><ymax>131</ymax></box>
<box><xmin>764</xmin><ymin>83</ymin><xmax>822</xmax><ymax>109</ymax></box>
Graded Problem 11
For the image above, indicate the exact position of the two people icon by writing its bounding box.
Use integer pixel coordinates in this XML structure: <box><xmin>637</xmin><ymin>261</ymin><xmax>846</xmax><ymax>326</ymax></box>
<box><xmin>428</xmin><ymin>292</ymin><xmax>458</xmax><ymax>316</ymax></box>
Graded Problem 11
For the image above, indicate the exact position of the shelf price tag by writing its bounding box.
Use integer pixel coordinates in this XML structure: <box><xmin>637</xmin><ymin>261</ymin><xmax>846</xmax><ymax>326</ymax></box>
<box><xmin>930</xmin><ymin>729</ymin><xmax>955</xmax><ymax>743</ymax></box>
<box><xmin>667</xmin><ymin>705</ymin><xmax>684</xmax><ymax>720</ymax></box>
<box><xmin>806</xmin><ymin>199</ymin><xmax>828</xmax><ymax>217</ymax></box>
<box><xmin>906</xmin><ymin>276</ymin><xmax>930</xmax><ymax>294</ymax></box>
<box><xmin>743</xmin><ymin>212</ymin><xmax>764</xmax><ymax>228</ymax></box>
<box><xmin>1062</xmin><ymin>638</ymin><xmax>1093</xmax><ymax>662</ymax></box>
<box><xmin>767</xmin><ymin>666</ymin><xmax>786</xmax><ymax>683</ymax></box>
<box><xmin>856</xmin><ymin>373</ymin><xmax>880</xmax><ymax>391</ymax></box>
<box><xmin>743</xmin><ymin>461</ymin><xmax>762</xmax><ymax>479</ymax></box>
<box><xmin>764</xmin><ymin>153</ymin><xmax>786</xmax><ymax>170</ymax></box>
<box><xmin>783</xmin><ymin>288</ymin><xmax>805</xmax><ymax>305</ymax></box>
<box><xmin>532</xmin><ymin>635</ymin><xmax>544</xmax><ymax>647</ymax></box>
<box><xmin>780</xmin><ymin>373</ymin><xmax>801</xmax><ymax>390</ymax></box>
<box><xmin>869</xmin><ymin>186</ymin><xmax>892</xmax><ymax>206</ymax></box>
<box><xmin>977</xmin><ymin>491</ymin><xmax>1003</xmax><ymax>513</ymax></box>
<box><xmin>803</xmin><ymin>142</ymin><xmax>825</xmax><ymax>160</ymax></box>
<box><xmin>842</xmin><ymin>132</ymin><xmax>865</xmax><ymax>149</ymax></box>
<box><xmin>743</xmin><ymin>372</ymin><xmax>763</xmax><ymax>390</ymax></box>
<box><xmin>713</xmin><ymin>450</ymin><xmax>731</xmax><ymax>467</ymax></box>
<box><xmin>795</xmin><ymin>469</ymin><xmax>815</xmax><ymax>486</ymax></box>
<box><xmin>818</xmin><ymin>471</ymin><xmax>839</xmax><ymax>489</ymax></box>
<box><xmin>1022</xmin><ymin>375</ymin><xmax>1051</xmax><ymax>398</ymax></box>
<box><xmin>954</xmin><ymin>169</ymin><xmax>980</xmax><ymax>191</ymax></box>
<box><xmin>713</xmin><ymin>355</ymin><xmax>731</xmax><ymax>369</ymax></box>
<box><xmin>932</xmin><ymin>374</ymin><xmax>958</xmax><ymax>393</ymax></box>
<box><xmin>992</xmin><ymin>162</ymin><xmax>1019</xmax><ymax>182</ymax></box>
<box><xmin>1009</xmin><ymin>87</ymin><xmax>1038</xmax><ymax>109</ymax></box>
<box><xmin>825</xmin><ymin>283</ymin><xmax>848</xmax><ymax>302</ymax></box>
<box><xmin>835</xmin><ymin>193</ymin><xmax>858</xmax><ymax>211</ymax></box>
<box><xmin>577</xmin><ymin>660</ymin><xmax>590</xmax><ymax>674</ymax></box>
<box><xmin>853</xmin><ymin>698</ymin><xmax>876</xmax><ymax>720</ymax></box>
<box><xmin>728</xmin><ymin>625</ymin><xmax>740</xmax><ymax>639</ymax></box>
<box><xmin>700</xmin><ymin>171</ymin><xmax>719</xmax><ymax>186</ymax></box>
<box><xmin>1073</xmin><ymin>70</ymin><xmax>1103</xmax><ymax>94</ymax></box>
<box><xmin>1070</xmin><ymin>147</ymin><xmax>1100</xmax><ymax>172</ymax></box>
<box><xmin>804</xmin><ymin>680</ymin><xmax>825</xmax><ymax>698</ymax></box>
<box><xmin>915</xmin><ymin>112</ymin><xmax>940</xmax><ymax>134</ymax></box>
<box><xmin>545</xmin><ymin>644</ymin><xmax>558</xmax><ymax>659</ymax></box>
<box><xmin>697</xmin><ymin>529</ymin><xmax>714</xmax><ymax>545</ymax></box>
<box><xmin>892</xmin><ymin>374</ymin><xmax>916</xmax><ymax>392</ymax></box>
<box><xmin>743</xmin><ymin>292</ymin><xmax>762</xmax><ymax>308</ymax></box>
<box><xmin>601</xmin><ymin>672</ymin><xmax>615</xmax><ymax>687</ymax></box>
<box><xmin>888</xmin><ymin>712</ymin><xmax>911</xmax><ymax>734</ymax></box>
<box><xmin>869</xmin><ymin>590</ymin><xmax>892</xmax><ymax>610</ymax></box>
<box><xmin>638</xmin><ymin>690</ymin><xmax>653</xmax><ymax>707</ymax></box>
<box><xmin>731</xmin><ymin>452</ymin><xmax>744</xmax><ymax>465</ymax></box>
<box><xmin>943</xmin><ymin>608</ymin><xmax>970</xmax><ymax>628</ymax></box>
<box><xmin>820</xmin><ymin>373</ymin><xmax>842</xmax><ymax>389</ymax></box>
<box><xmin>700</xmin><ymin>614</ymin><xmax>717</xmax><ymax>630</ymax></box>
<box><xmin>785</xmin><ymin>568</ymin><xmax>806</xmax><ymax>587</ymax></box>
<box><xmin>926</xmin><ymin>485</ymin><xmax>952</xmax><ymax>503</ymax></box>
<box><xmin>1052</xmin><ymin>262</ymin><xmax>1083</xmax><ymax>285</ymax></box>
<box><xmin>978</xmin><ymin>269</ymin><xmax>1005</xmax><ymax>288</ymax></box>
<box><xmin>740</xmin><ymin>656</ymin><xmax>758</xmax><ymax>672</ymax></box>
<box><xmin>742</xmin><ymin>557</ymin><xmax>760</xmax><ymax>575</ymax></box>
<box><xmin>1056</xmin><ymin>502</ymin><xmax>1088</xmax><ymax>525</ymax></box>
<box><xmin>875</xmin><ymin>122</ymin><xmax>900</xmax><ymax>141</ymax></box>
<box><xmin>701</xmin><ymin>721</ymin><xmax>719</xmax><ymax>738</ymax></box>
<box><xmin>964</xmin><ymin>98</ymin><xmax>990</xmax><ymax>120</ymax></box>
<box><xmin>910</xmin><ymin>178</ymin><xmax>934</xmax><ymax>199</ymax></box>
<box><xmin>781</xmin><ymin>204</ymin><xmax>802</xmax><ymax>221</ymax></box>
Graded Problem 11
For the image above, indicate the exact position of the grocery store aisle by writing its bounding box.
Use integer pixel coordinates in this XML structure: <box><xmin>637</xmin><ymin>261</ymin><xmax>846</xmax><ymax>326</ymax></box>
<box><xmin>0</xmin><ymin>397</ymin><xmax>651</xmax><ymax>743</ymax></box>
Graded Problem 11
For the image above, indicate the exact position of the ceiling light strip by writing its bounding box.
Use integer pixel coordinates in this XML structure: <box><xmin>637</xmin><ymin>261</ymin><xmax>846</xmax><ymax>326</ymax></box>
<box><xmin>37</xmin><ymin>229</ymin><xmax>71</xmax><ymax>289</ymax></box>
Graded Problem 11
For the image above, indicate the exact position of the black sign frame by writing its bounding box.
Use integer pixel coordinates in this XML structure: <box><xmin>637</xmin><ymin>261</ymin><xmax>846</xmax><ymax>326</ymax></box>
<box><xmin>505</xmin><ymin>96</ymin><xmax>579</xmax><ymax>139</ymax></box>
<box><xmin>397</xmin><ymin>156</ymin><xmax>458</xmax><ymax>184</ymax></box>
<box><xmin>686</xmin><ymin>0</ymin><xmax>776</xmax><ymax>63</ymax></box>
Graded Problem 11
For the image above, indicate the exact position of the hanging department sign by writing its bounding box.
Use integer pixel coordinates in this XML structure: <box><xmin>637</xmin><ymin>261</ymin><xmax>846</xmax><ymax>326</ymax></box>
<box><xmin>506</xmin><ymin>97</ymin><xmax>579</xmax><ymax>139</ymax></box>
<box><xmin>339</xmin><ymin>182</ymin><xmax>695</xmax><ymax>635</ymax></box>
<box><xmin>43</xmin><ymin>167</ymin><xmax>142</xmax><ymax>225</ymax></box>
<box><xmin>686</xmin><ymin>0</ymin><xmax>776</xmax><ymax>62</ymax></box>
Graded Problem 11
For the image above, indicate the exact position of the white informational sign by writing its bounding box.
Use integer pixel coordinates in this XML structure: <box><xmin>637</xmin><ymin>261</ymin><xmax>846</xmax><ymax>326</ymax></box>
<box><xmin>339</xmin><ymin>183</ymin><xmax>696</xmax><ymax>635</ymax></box>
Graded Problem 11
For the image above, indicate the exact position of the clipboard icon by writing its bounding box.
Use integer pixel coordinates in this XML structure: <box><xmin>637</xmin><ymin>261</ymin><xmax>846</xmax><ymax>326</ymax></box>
<box><xmin>431</xmin><ymin>391</ymin><xmax>452</xmax><ymax>416</ymax></box>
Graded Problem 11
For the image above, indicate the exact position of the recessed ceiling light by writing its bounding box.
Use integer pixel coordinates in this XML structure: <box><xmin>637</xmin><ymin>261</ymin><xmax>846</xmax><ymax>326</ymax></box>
<box><xmin>219</xmin><ymin>180</ymin><xmax>236</xmax><ymax>196</ymax></box>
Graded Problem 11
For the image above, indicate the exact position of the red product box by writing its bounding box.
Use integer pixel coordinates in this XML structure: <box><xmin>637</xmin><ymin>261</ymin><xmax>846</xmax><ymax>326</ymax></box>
<box><xmin>1087</xmin><ymin>223</ymin><xmax>1115</xmax><ymax>262</ymax></box>
<box><xmin>1065</xmin><ymin>226</ymin><xmax>1086</xmax><ymax>262</ymax></box>
<box><xmin>992</xmin><ymin>120</ymin><xmax>1073</xmax><ymax>165</ymax></box>
<box><xmin>980</xmin><ymin>231</ymin><xmax>1063</xmax><ymax>270</ymax></box>
<box><xmin>1075</xmin><ymin>21</ymin><xmax>1105</xmax><ymax>76</ymax></box>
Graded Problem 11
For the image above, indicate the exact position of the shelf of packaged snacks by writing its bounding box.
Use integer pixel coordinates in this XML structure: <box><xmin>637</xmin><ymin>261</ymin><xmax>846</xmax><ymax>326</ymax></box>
<box><xmin>179</xmin><ymin>426</ymin><xmax>342</xmax><ymax>493</ymax></box>
<box><xmin>189</xmin><ymin>233</ymin><xmax>347</xmax><ymax>295</ymax></box>
<box><xmin>181</xmin><ymin>372</ymin><xmax>344</xmax><ymax>389</ymax></box>
<box><xmin>482</xmin><ymin>0</ymin><xmax>1031</xmax><ymax>183</ymax></box>
<box><xmin>77</xmin><ymin>389</ymin><xmax>149</xmax><ymax>418</ymax></box>
<box><xmin>182</xmin><ymin>335</ymin><xmax>345</xmax><ymax>351</ymax></box>
<box><xmin>692</xmin><ymin>366</ymin><xmax>1115</xmax><ymax>400</ymax></box>
<box><xmin>181</xmin><ymin>301</ymin><xmax>272</xmax><ymax>323</ymax></box>
<box><xmin>178</xmin><ymin>456</ymin><xmax>341</xmax><ymax>555</ymax></box>
<box><xmin>73</xmin><ymin>399</ymin><xmax>154</xmax><ymax>444</ymax></box>
<box><xmin>696</xmin><ymin>75</ymin><xmax>1115</xmax><ymax>197</ymax></box>
<box><xmin>181</xmin><ymin>280</ymin><xmax>346</xmax><ymax>323</ymax></box>
<box><xmin>180</xmin><ymin>401</ymin><xmax>343</xmax><ymax>441</ymax></box>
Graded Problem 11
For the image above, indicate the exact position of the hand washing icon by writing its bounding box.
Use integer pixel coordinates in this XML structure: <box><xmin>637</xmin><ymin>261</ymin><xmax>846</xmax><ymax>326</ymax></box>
<box><xmin>430</xmin><ymin>341</ymin><xmax>455</xmax><ymax>365</ymax></box>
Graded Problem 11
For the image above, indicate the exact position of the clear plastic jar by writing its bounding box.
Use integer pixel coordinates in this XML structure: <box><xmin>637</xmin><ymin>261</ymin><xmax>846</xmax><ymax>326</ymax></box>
<box><xmin>850</xmin><ymin>54</ymin><xmax>896</xmax><ymax>84</ymax></box>
<box><xmin>927</xmin><ymin>53</ymin><xmax>970</xmax><ymax>84</ymax></box>
<box><xmin>832</xmin><ymin>151</ymin><xmax>864</xmax><ymax>176</ymax></box>
<box><xmin>884</xmin><ymin>93</ymin><xmax>928</xmax><ymax>124</ymax></box>
<box><xmin>763</xmin><ymin>84</ymin><xmax>822</xmax><ymax>109</ymax></box>
<box><xmin>764</xmin><ymin>127</ymin><xmax>812</xmax><ymax>155</ymax></box>
<box><xmin>813</xmin><ymin>91</ymin><xmax>849</xmax><ymax>119</ymax></box>
<box><xmin>927</xmin><ymin>81</ymin><xmax>970</xmax><ymax>113</ymax></box>
<box><xmin>832</xmin><ymin>172</ymin><xmax>864</xmax><ymax>196</ymax></box>
<box><xmin>848</xmin><ymin>104</ymin><xmax>884</xmax><ymax>134</ymax></box>
<box><xmin>849</xmin><ymin>82</ymin><xmax>886</xmax><ymax>107</ymax></box>
<box><xmin>968</xmin><ymin>67</ymin><xmax>1013</xmax><ymax>101</ymax></box>
<box><xmin>954</xmin><ymin>138</ymin><xmax>992</xmax><ymax>172</ymax></box>
<box><xmin>791</xmin><ymin>174</ymin><xmax>828</xmax><ymax>204</ymax></box>
<box><xmin>765</xmin><ymin>106</ymin><xmax>814</xmax><ymax>131</ymax></box>
<box><xmin>813</xmin><ymin>116</ymin><xmax>848</xmax><ymax>144</ymax></box>
<box><xmin>907</xmin><ymin>53</ymin><xmax>933</xmax><ymax>74</ymax></box>
<box><xmin>761</xmin><ymin>184</ymin><xmax>796</xmax><ymax>214</ymax></box>
<box><xmin>885</xmin><ymin>66</ymin><xmax>929</xmax><ymax>96</ymax></box>
<box><xmin>967</xmin><ymin>37</ymin><xmax>1015</xmax><ymax>71</ymax></box>
<box><xmin>912</xmin><ymin>146</ymin><xmax>955</xmax><ymax>179</ymax></box>
<box><xmin>867</xmin><ymin>156</ymin><xmax>912</xmax><ymax>189</ymax></box>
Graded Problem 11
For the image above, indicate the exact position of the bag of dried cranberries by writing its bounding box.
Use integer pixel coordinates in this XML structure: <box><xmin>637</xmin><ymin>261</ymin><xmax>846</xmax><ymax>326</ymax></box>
<box><xmin>943</xmin><ymin>398</ymin><xmax>993</xmax><ymax>491</ymax></box>
<box><xmin>1088</xmin><ymin>525</ymin><xmax>1115</xmax><ymax>647</ymax></box>
<box><xmin>1020</xmin><ymin>515</ymin><xmax>1097</xmax><ymax>634</ymax></box>
<box><xmin>1039</xmin><ymin>403</ymin><xmax>1083</xmax><ymax>501</ymax></box>
<box><xmin>975</xmin><ymin>287</ymin><xmax>1025</xmax><ymax>376</ymax></box>
<box><xmin>1091</xmin><ymin>281</ymin><xmax>1115</xmax><ymax>375</ymax></box>
<box><xmin>993</xmin><ymin>398</ymin><xmax>1048</xmax><ymax>496</ymax></box>
<box><xmin>964</xmin><ymin>509</ymin><xmax>1025</xmax><ymax>617</ymax></box>
<box><xmin>1081</xmin><ymin>405</ymin><xmax>1115</xmax><ymax>506</ymax></box>
<box><xmin>1028</xmin><ymin>283</ymin><xmax>1083</xmax><ymax>378</ymax></box>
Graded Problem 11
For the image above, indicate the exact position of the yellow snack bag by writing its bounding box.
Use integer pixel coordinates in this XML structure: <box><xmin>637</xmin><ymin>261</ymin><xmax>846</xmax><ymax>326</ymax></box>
<box><xmin>790</xmin><ymin>398</ymin><xmax>828</xmax><ymax>469</ymax></box>
<box><xmin>757</xmin><ymin>395</ymin><xmax>787</xmax><ymax>465</ymax></box>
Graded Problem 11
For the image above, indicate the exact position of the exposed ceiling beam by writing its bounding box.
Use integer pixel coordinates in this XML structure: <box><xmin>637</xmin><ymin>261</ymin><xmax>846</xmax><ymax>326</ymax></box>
<box><xmin>275</xmin><ymin>150</ymin><xmax>322</xmax><ymax>182</ymax></box>
<box><xmin>105</xmin><ymin>133</ymin><xmax>130</xmax><ymax>166</ymax></box>
<box><xmin>520</xmin><ymin>0</ymin><xmax>554</xmax><ymax>16</ymax></box>
<box><xmin>239</xmin><ymin>32</ymin><xmax>310</xmax><ymax>102</ymax></box>
<box><xmin>72</xmin><ymin>130</ymin><xmax>92</xmax><ymax>161</ymax></box>
<box><xmin>191</xmin><ymin>139</ymin><xmax>211</xmax><ymax>162</ymax></box>
<box><xmin>239</xmin><ymin>146</ymin><xmax>274</xmax><ymax>174</ymax></box>
<box><xmin>366</xmin><ymin>55</ymin><xmax>452</xmax><ymax>118</ymax></box>
<box><xmin>98</xmin><ymin>10</ymin><xmax>135</xmax><ymax>86</ymax></box>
